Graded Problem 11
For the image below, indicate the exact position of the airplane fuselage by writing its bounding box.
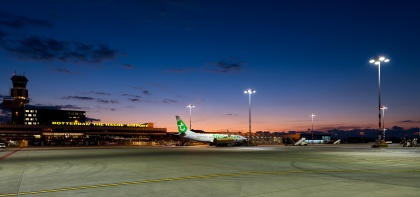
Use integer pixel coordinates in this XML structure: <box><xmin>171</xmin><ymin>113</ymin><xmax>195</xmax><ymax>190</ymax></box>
<box><xmin>184</xmin><ymin>133</ymin><xmax>246</xmax><ymax>143</ymax></box>
<box><xmin>176</xmin><ymin>115</ymin><xmax>247</xmax><ymax>146</ymax></box>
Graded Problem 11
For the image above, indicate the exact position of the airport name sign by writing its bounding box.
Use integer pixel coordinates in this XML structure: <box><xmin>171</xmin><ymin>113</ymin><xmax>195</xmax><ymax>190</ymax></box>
<box><xmin>52</xmin><ymin>122</ymin><xmax>150</xmax><ymax>128</ymax></box>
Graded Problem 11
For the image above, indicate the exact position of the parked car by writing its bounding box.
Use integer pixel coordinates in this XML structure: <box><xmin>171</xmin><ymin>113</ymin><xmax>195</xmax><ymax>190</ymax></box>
<box><xmin>0</xmin><ymin>142</ymin><xmax>6</xmax><ymax>149</ymax></box>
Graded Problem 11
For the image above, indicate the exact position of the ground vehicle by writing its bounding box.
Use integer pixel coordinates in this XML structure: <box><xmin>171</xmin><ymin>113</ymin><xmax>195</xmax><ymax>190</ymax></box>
<box><xmin>0</xmin><ymin>142</ymin><xmax>5</xmax><ymax>149</ymax></box>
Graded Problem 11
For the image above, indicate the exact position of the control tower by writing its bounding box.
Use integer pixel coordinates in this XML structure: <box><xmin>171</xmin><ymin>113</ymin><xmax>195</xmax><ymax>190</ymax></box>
<box><xmin>2</xmin><ymin>74</ymin><xmax>29</xmax><ymax>124</ymax></box>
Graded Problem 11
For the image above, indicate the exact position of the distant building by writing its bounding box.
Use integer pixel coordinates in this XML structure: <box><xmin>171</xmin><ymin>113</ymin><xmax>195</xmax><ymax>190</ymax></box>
<box><xmin>300</xmin><ymin>134</ymin><xmax>331</xmax><ymax>144</ymax></box>
<box><xmin>2</xmin><ymin>74</ymin><xmax>87</xmax><ymax>125</ymax></box>
<box><xmin>1</xmin><ymin>74</ymin><xmax>166</xmax><ymax>146</ymax></box>
<box><xmin>2</xmin><ymin>74</ymin><xmax>30</xmax><ymax>124</ymax></box>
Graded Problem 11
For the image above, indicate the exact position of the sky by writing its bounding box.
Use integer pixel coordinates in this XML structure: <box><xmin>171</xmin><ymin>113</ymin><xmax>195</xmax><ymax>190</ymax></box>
<box><xmin>1</xmin><ymin>0</ymin><xmax>419</xmax><ymax>133</ymax></box>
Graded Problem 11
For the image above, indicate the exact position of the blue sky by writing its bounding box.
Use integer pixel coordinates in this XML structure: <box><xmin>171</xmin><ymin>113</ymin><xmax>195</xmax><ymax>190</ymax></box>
<box><xmin>1</xmin><ymin>0</ymin><xmax>419</xmax><ymax>133</ymax></box>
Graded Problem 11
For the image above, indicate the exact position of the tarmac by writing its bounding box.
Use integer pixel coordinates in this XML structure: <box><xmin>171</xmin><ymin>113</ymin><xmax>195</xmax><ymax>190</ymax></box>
<box><xmin>0</xmin><ymin>144</ymin><xmax>419</xmax><ymax>197</ymax></box>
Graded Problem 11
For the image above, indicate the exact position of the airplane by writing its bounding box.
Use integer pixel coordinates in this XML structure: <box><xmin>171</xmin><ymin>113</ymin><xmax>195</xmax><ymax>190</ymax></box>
<box><xmin>175</xmin><ymin>115</ymin><xmax>247</xmax><ymax>146</ymax></box>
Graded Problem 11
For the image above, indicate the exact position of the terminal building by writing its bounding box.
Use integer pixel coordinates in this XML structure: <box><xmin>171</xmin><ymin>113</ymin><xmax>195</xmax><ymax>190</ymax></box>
<box><xmin>1</xmin><ymin>74</ymin><xmax>167</xmax><ymax>146</ymax></box>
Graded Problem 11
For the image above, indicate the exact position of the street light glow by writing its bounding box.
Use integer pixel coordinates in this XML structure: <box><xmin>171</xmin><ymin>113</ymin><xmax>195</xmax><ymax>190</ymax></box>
<box><xmin>310</xmin><ymin>113</ymin><xmax>316</xmax><ymax>140</ymax></box>
<box><xmin>244</xmin><ymin>89</ymin><xmax>256</xmax><ymax>94</ymax></box>
<box><xmin>187</xmin><ymin>104</ymin><xmax>195</xmax><ymax>129</ymax></box>
<box><xmin>370</xmin><ymin>56</ymin><xmax>390</xmax><ymax>65</ymax></box>
<box><xmin>244</xmin><ymin>89</ymin><xmax>256</xmax><ymax>144</ymax></box>
<box><xmin>369</xmin><ymin>55</ymin><xmax>390</xmax><ymax>146</ymax></box>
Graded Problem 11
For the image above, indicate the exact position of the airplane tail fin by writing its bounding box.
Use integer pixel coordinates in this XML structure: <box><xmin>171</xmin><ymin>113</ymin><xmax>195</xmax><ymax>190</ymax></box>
<box><xmin>176</xmin><ymin>116</ymin><xmax>190</xmax><ymax>134</ymax></box>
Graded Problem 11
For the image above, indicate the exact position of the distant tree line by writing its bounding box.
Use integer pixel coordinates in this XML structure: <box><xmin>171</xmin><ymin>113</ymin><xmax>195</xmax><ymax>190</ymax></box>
<box><xmin>324</xmin><ymin>126</ymin><xmax>420</xmax><ymax>139</ymax></box>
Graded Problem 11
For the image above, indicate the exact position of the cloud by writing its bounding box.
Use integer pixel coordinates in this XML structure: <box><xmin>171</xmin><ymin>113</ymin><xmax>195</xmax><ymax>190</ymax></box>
<box><xmin>122</xmin><ymin>93</ymin><xmax>143</xmax><ymax>102</ymax></box>
<box><xmin>96</xmin><ymin>99</ymin><xmax>109</xmax><ymax>104</ymax></box>
<box><xmin>1</xmin><ymin>36</ymin><xmax>118</xmax><ymax>63</ymax></box>
<box><xmin>0</xmin><ymin>12</ymin><xmax>53</xmax><ymax>29</ymax></box>
<box><xmin>55</xmin><ymin>104</ymin><xmax>87</xmax><ymax>110</ymax></box>
<box><xmin>90</xmin><ymin>44</ymin><xmax>117</xmax><ymax>62</ymax></box>
<box><xmin>61</xmin><ymin>96</ymin><xmax>94</xmax><ymax>100</ymax></box>
<box><xmin>169</xmin><ymin>68</ymin><xmax>198</xmax><ymax>73</ymax></box>
<box><xmin>28</xmin><ymin>105</ymin><xmax>61</xmax><ymax>110</ymax></box>
<box><xmin>122</xmin><ymin>93</ymin><xmax>141</xmax><ymax>98</ymax></box>
<box><xmin>163</xmin><ymin>99</ymin><xmax>177</xmax><ymax>103</ymax></box>
<box><xmin>10</xmin><ymin>37</ymin><xmax>67</xmax><ymax>60</ymax></box>
<box><xmin>398</xmin><ymin>120</ymin><xmax>420</xmax><ymax>124</ymax></box>
<box><xmin>96</xmin><ymin>99</ymin><xmax>119</xmax><ymax>104</ymax></box>
<box><xmin>212</xmin><ymin>60</ymin><xmax>243</xmax><ymax>73</ymax></box>
<box><xmin>0</xmin><ymin>31</ymin><xmax>8</xmax><ymax>39</ymax></box>
<box><xmin>52</xmin><ymin>68</ymin><xmax>72</xmax><ymax>74</ymax></box>
<box><xmin>122</xmin><ymin>64</ymin><xmax>135</xmax><ymax>69</ymax></box>
<box><xmin>169</xmin><ymin>58</ymin><xmax>244</xmax><ymax>74</ymax></box>
<box><xmin>129</xmin><ymin>98</ymin><xmax>141</xmax><ymax>102</ymax></box>
<box><xmin>226</xmin><ymin>113</ymin><xmax>239</xmax><ymax>116</ymax></box>
<box><xmin>122</xmin><ymin>93</ymin><xmax>148</xmax><ymax>102</ymax></box>
<box><xmin>61</xmin><ymin>94</ymin><xmax>118</xmax><ymax>104</ymax></box>
<box><xmin>132</xmin><ymin>86</ymin><xmax>152</xmax><ymax>96</ymax></box>
<box><xmin>86</xmin><ymin>117</ymin><xmax>101</xmax><ymax>122</ymax></box>
<box><xmin>84</xmin><ymin>91</ymin><xmax>112</xmax><ymax>96</ymax></box>
<box><xmin>94</xmin><ymin>106</ymin><xmax>118</xmax><ymax>111</ymax></box>
<box><xmin>61</xmin><ymin>105</ymin><xmax>86</xmax><ymax>110</ymax></box>
<box><xmin>27</xmin><ymin>104</ymin><xmax>87</xmax><ymax>110</ymax></box>
<box><xmin>0</xmin><ymin>94</ymin><xmax>9</xmax><ymax>99</ymax></box>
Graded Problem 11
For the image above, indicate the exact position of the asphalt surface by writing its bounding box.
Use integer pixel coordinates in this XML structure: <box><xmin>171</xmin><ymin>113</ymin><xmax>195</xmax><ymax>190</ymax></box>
<box><xmin>0</xmin><ymin>144</ymin><xmax>419</xmax><ymax>197</ymax></box>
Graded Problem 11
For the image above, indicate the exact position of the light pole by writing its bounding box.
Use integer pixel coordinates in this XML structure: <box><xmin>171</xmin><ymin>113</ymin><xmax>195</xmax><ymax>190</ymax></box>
<box><xmin>310</xmin><ymin>113</ymin><xmax>316</xmax><ymax>140</ymax></box>
<box><xmin>381</xmin><ymin>106</ymin><xmax>388</xmax><ymax>140</ymax></box>
<box><xmin>186</xmin><ymin>104</ymin><xmax>195</xmax><ymax>129</ymax></box>
<box><xmin>244</xmin><ymin>89</ymin><xmax>256</xmax><ymax>143</ymax></box>
<box><xmin>369</xmin><ymin>56</ymin><xmax>390</xmax><ymax>145</ymax></box>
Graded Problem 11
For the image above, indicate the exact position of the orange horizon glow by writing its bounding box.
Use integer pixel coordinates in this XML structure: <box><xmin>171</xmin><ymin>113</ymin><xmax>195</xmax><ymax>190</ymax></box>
<box><xmin>93</xmin><ymin>113</ymin><xmax>397</xmax><ymax>134</ymax></box>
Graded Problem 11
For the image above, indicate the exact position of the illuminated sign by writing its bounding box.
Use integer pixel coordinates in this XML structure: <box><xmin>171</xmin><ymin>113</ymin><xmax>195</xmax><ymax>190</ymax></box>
<box><xmin>51</xmin><ymin>122</ymin><xmax>150</xmax><ymax>128</ymax></box>
<box><xmin>212</xmin><ymin>134</ymin><xmax>242</xmax><ymax>139</ymax></box>
<box><xmin>43</xmin><ymin>132</ymin><xmax>84</xmax><ymax>136</ymax></box>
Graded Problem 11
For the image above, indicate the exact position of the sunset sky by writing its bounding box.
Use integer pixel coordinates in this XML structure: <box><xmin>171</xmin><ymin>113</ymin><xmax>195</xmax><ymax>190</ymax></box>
<box><xmin>1</xmin><ymin>0</ymin><xmax>419</xmax><ymax>133</ymax></box>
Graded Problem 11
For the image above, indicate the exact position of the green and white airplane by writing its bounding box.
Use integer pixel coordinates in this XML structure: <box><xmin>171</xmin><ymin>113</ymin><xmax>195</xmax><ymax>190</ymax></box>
<box><xmin>176</xmin><ymin>116</ymin><xmax>247</xmax><ymax>146</ymax></box>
